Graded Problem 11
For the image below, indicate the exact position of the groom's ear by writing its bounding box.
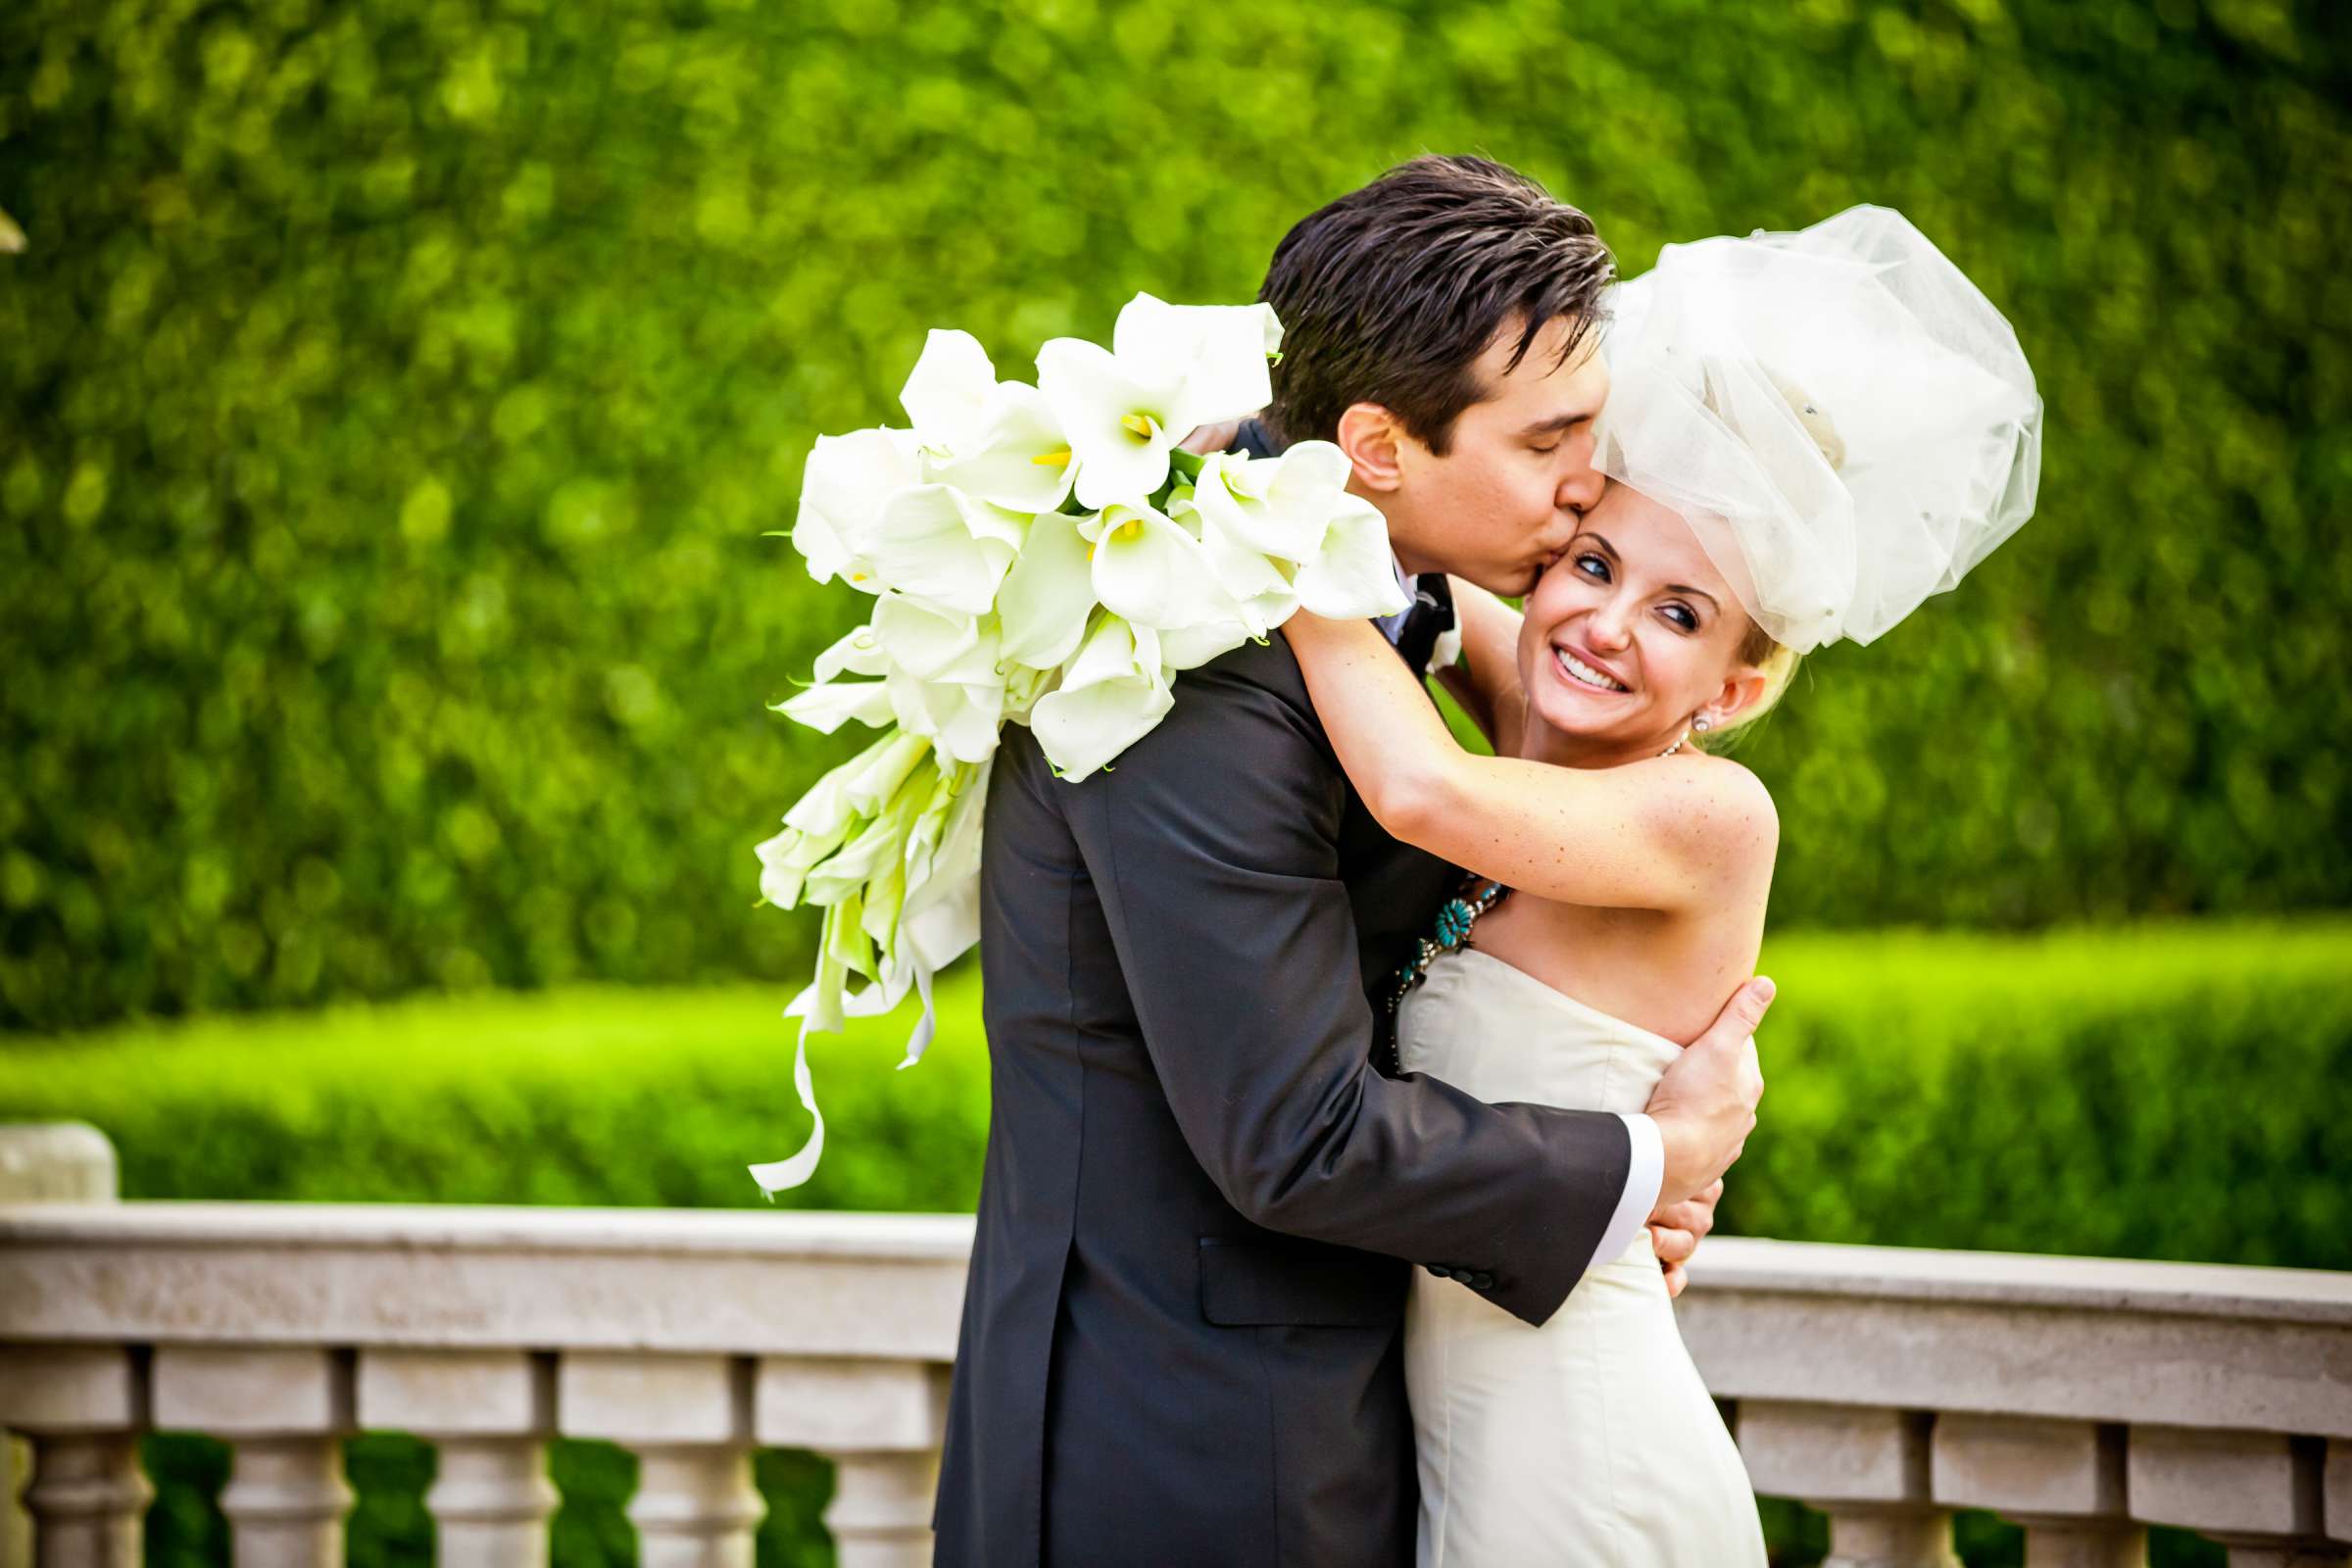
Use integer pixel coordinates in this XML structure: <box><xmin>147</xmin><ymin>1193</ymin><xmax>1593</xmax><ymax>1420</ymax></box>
<box><xmin>1336</xmin><ymin>402</ymin><xmax>1411</xmax><ymax>493</ymax></box>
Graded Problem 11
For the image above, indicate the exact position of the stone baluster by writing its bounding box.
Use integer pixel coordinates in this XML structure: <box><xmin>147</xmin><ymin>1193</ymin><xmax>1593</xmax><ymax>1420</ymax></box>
<box><xmin>2</xmin><ymin>1122</ymin><xmax>127</xmax><ymax>1568</ymax></box>
<box><xmin>2</xmin><ymin>1433</ymin><xmax>20</xmax><ymax>1568</ymax></box>
<box><xmin>561</xmin><ymin>1352</ymin><xmax>763</xmax><ymax>1568</ymax></box>
<box><xmin>2327</xmin><ymin>1444</ymin><xmax>2350</xmax><ymax>1558</ymax></box>
<box><xmin>1738</xmin><ymin>1401</ymin><xmax>1957</xmax><ymax>1567</ymax></box>
<box><xmin>1933</xmin><ymin>1413</ymin><xmax>2143</xmax><ymax>1567</ymax></box>
<box><xmin>2130</xmin><ymin>1427</ymin><xmax>2348</xmax><ymax>1567</ymax></box>
<box><xmin>358</xmin><ymin>1349</ymin><xmax>557</xmax><ymax>1568</ymax></box>
<box><xmin>0</xmin><ymin>1346</ymin><xmax>150</xmax><ymax>1568</ymax></box>
<box><xmin>151</xmin><ymin>1348</ymin><xmax>351</xmax><ymax>1568</ymax></box>
<box><xmin>756</xmin><ymin>1357</ymin><xmax>947</xmax><ymax>1568</ymax></box>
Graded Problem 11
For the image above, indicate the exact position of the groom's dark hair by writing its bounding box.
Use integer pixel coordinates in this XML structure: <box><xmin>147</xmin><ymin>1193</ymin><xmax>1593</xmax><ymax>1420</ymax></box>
<box><xmin>1258</xmin><ymin>155</ymin><xmax>1613</xmax><ymax>456</ymax></box>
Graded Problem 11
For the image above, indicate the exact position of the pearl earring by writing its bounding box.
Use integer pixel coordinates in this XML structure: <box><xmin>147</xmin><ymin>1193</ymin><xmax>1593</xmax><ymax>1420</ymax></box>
<box><xmin>1691</xmin><ymin>714</ymin><xmax>1714</xmax><ymax>734</ymax></box>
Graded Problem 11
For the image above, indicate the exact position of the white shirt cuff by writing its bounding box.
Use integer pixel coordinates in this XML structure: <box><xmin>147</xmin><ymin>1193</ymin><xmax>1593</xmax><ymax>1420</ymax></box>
<box><xmin>1586</xmin><ymin>1112</ymin><xmax>1664</xmax><ymax>1275</ymax></box>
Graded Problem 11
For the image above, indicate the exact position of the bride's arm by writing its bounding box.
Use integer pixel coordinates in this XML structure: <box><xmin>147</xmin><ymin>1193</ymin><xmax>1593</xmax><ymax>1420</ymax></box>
<box><xmin>1283</xmin><ymin>611</ymin><xmax>1777</xmax><ymax>911</ymax></box>
<box><xmin>1432</xmin><ymin>577</ymin><xmax>1529</xmax><ymax>749</ymax></box>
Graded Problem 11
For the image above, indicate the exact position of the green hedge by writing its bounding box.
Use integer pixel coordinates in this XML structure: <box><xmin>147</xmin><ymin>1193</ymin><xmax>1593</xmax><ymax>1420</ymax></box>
<box><xmin>3</xmin><ymin>0</ymin><xmax>2347</xmax><ymax>1027</ymax></box>
<box><xmin>0</xmin><ymin>976</ymin><xmax>993</xmax><ymax>1213</ymax></box>
<box><xmin>9</xmin><ymin>920</ymin><xmax>2348</xmax><ymax>1257</ymax></box>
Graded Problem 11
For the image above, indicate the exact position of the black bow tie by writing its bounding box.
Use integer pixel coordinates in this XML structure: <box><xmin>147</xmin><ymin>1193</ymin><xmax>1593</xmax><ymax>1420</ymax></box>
<box><xmin>1393</xmin><ymin>575</ymin><xmax>1456</xmax><ymax>675</ymax></box>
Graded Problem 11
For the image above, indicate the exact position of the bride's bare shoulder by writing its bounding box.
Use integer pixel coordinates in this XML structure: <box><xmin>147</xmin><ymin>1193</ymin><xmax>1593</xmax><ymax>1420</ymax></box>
<box><xmin>1674</xmin><ymin>753</ymin><xmax>1779</xmax><ymax>874</ymax></box>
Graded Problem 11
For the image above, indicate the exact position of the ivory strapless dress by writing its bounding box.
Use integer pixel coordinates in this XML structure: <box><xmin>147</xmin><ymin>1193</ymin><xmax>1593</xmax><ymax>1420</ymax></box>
<box><xmin>1397</xmin><ymin>947</ymin><xmax>1768</xmax><ymax>1568</ymax></box>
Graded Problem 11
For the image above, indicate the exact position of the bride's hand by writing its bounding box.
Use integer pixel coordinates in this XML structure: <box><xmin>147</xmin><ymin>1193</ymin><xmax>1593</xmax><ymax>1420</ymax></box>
<box><xmin>1179</xmin><ymin>417</ymin><xmax>1245</xmax><ymax>456</ymax></box>
<box><xmin>1648</xmin><ymin>1179</ymin><xmax>1723</xmax><ymax>1300</ymax></box>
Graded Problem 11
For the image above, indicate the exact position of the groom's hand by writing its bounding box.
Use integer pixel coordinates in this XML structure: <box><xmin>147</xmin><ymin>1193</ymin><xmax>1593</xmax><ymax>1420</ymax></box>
<box><xmin>1648</xmin><ymin>1180</ymin><xmax>1722</xmax><ymax>1300</ymax></box>
<box><xmin>1644</xmin><ymin>977</ymin><xmax>1773</xmax><ymax>1207</ymax></box>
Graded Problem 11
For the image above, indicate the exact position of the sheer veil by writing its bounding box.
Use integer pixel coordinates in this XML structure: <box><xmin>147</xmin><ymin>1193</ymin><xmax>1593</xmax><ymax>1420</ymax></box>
<box><xmin>1595</xmin><ymin>206</ymin><xmax>2043</xmax><ymax>653</ymax></box>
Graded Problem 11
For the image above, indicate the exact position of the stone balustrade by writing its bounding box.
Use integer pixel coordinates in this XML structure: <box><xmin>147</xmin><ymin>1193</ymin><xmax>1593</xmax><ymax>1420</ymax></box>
<box><xmin>1</xmin><ymin>1200</ymin><xmax>2347</xmax><ymax>1566</ymax></box>
<box><xmin>1674</xmin><ymin>1243</ymin><xmax>2352</xmax><ymax>1567</ymax></box>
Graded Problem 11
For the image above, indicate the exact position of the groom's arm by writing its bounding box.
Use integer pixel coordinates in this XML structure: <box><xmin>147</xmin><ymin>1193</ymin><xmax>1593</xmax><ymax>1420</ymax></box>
<box><xmin>1061</xmin><ymin>641</ymin><xmax>1639</xmax><ymax>1327</ymax></box>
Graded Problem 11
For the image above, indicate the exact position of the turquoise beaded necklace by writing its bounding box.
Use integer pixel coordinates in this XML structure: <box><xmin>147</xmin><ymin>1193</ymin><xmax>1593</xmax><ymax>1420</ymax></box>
<box><xmin>1382</xmin><ymin>877</ymin><xmax>1510</xmax><ymax>1073</ymax></box>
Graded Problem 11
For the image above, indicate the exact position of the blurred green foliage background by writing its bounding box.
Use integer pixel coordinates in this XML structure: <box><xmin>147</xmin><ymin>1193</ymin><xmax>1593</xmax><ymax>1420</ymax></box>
<box><xmin>4</xmin><ymin>0</ymin><xmax>2348</xmax><ymax>1031</ymax></box>
<box><xmin>3</xmin><ymin>3</ymin><xmax>2348</xmax><ymax>1564</ymax></box>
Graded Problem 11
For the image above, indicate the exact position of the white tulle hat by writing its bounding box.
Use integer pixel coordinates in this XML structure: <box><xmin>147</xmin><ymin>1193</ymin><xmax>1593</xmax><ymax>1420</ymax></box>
<box><xmin>1594</xmin><ymin>205</ymin><xmax>2043</xmax><ymax>654</ymax></box>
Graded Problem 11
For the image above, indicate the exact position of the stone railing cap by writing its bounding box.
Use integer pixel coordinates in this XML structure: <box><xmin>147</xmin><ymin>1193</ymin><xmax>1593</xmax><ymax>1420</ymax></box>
<box><xmin>4</xmin><ymin>1205</ymin><xmax>2345</xmax><ymax>1325</ymax></box>
<box><xmin>1689</xmin><ymin>1236</ymin><xmax>2352</xmax><ymax>1325</ymax></box>
<box><xmin>0</xmin><ymin>1201</ymin><xmax>977</xmax><ymax>1259</ymax></box>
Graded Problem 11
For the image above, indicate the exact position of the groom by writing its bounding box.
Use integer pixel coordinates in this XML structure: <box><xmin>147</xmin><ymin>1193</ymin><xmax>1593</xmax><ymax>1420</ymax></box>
<box><xmin>934</xmin><ymin>155</ymin><xmax>1773</xmax><ymax>1566</ymax></box>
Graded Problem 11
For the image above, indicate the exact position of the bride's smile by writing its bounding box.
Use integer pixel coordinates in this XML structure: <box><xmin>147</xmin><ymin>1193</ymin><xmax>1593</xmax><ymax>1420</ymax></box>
<box><xmin>1551</xmin><ymin>644</ymin><xmax>1628</xmax><ymax>692</ymax></box>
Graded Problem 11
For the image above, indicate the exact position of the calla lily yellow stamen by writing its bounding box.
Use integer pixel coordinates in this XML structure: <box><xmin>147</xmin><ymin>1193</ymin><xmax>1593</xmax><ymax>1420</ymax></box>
<box><xmin>1119</xmin><ymin>413</ymin><xmax>1159</xmax><ymax>441</ymax></box>
<box><xmin>1089</xmin><ymin>507</ymin><xmax>1150</xmax><ymax>562</ymax></box>
<box><xmin>1031</xmin><ymin>448</ymin><xmax>1073</xmax><ymax>467</ymax></box>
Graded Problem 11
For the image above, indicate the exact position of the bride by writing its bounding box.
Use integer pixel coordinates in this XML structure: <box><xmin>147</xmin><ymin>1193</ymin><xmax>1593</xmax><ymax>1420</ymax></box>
<box><xmin>1281</xmin><ymin>206</ymin><xmax>2042</xmax><ymax>1567</ymax></box>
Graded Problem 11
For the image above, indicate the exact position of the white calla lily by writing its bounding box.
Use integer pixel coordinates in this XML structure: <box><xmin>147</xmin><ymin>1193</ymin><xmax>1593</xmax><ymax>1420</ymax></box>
<box><xmin>894</xmin><ymin>761</ymin><xmax>978</xmax><ymax>945</ymax></box>
<box><xmin>1294</xmin><ymin>494</ymin><xmax>1411</xmax><ymax>619</ymax></box>
<box><xmin>840</xmin><ymin>729</ymin><xmax>934</xmax><ymax>818</ymax></box>
<box><xmin>811</xmin><ymin>624</ymin><xmax>889</xmax><ymax>682</ymax></box>
<box><xmin>870</xmin><ymin>594</ymin><xmax>984</xmax><ymax>679</ymax></box>
<box><xmin>1082</xmin><ymin>501</ymin><xmax>1249</xmax><ymax>632</ymax></box>
<box><xmin>807</xmin><ymin>758</ymin><xmax>931</xmax><ymax>907</ymax></box>
<box><xmin>1113</xmin><ymin>293</ymin><xmax>1283</xmax><ymax>434</ymax></box>
<box><xmin>1000</xmin><ymin>662</ymin><xmax>1055</xmax><ymax>723</ymax></box>
<box><xmin>793</xmin><ymin>428</ymin><xmax>921</xmax><ymax>588</ymax></box>
<box><xmin>1030</xmin><ymin>614</ymin><xmax>1175</xmax><ymax>778</ymax></box>
<box><xmin>956</xmin><ymin>492</ymin><xmax>1032</xmax><ymax>551</ymax></box>
<box><xmin>756</xmin><ymin>730</ymin><xmax>916</xmax><ymax>910</ymax></box>
<box><xmin>900</xmin><ymin>329</ymin><xmax>1000</xmax><ymax>454</ymax></box>
<box><xmin>1190</xmin><ymin>442</ymin><xmax>1352</xmax><ymax>563</ymax></box>
<box><xmin>862</xmin><ymin>760</ymin><xmax>968</xmax><ymax>958</ymax></box>
<box><xmin>888</xmin><ymin>669</ymin><xmax>1004</xmax><ymax>765</ymax></box>
<box><xmin>884</xmin><ymin>621</ymin><xmax>1006</xmax><ymax>766</ymax></box>
<box><xmin>860</xmin><ymin>485</ymin><xmax>1020</xmax><ymax>615</ymax></box>
<box><xmin>777</xmin><ymin>761</ymin><xmax>855</xmax><ymax>840</ymax></box>
<box><xmin>808</xmin><ymin>808</ymin><xmax>891</xmax><ymax>906</ymax></box>
<box><xmin>908</xmin><ymin>760</ymin><xmax>986</xmax><ymax>932</ymax></box>
<box><xmin>930</xmin><ymin>382</ymin><xmax>1078</xmax><ymax>514</ymax></box>
<box><xmin>901</xmin><ymin>758</ymin><xmax>966</xmax><ymax>887</ymax></box>
<box><xmin>893</xmin><ymin>763</ymin><xmax>988</xmax><ymax>1055</ymax></box>
<box><xmin>933</xmin><ymin>684</ymin><xmax>1006</xmax><ymax>765</ymax></box>
<box><xmin>997</xmin><ymin>511</ymin><xmax>1099</xmax><ymax>669</ymax></box>
<box><xmin>1037</xmin><ymin>336</ymin><xmax>1187</xmax><ymax>510</ymax></box>
<box><xmin>1156</xmin><ymin>617</ymin><xmax>1258</xmax><ymax>670</ymax></box>
<box><xmin>1037</xmin><ymin>293</ymin><xmax>1282</xmax><ymax>511</ymax></box>
<box><xmin>755</xmin><ymin>815</ymin><xmax>846</xmax><ymax>911</ymax></box>
<box><xmin>1154</xmin><ymin>526</ymin><xmax>1292</xmax><ymax>668</ymax></box>
<box><xmin>1180</xmin><ymin>493</ymin><xmax>1299</xmax><ymax>634</ymax></box>
<box><xmin>774</xmin><ymin>678</ymin><xmax>894</xmax><ymax>733</ymax></box>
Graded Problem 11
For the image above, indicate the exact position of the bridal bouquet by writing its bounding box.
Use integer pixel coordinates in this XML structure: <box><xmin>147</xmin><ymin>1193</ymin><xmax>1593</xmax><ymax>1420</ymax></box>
<box><xmin>750</xmin><ymin>293</ymin><xmax>1408</xmax><ymax>1192</ymax></box>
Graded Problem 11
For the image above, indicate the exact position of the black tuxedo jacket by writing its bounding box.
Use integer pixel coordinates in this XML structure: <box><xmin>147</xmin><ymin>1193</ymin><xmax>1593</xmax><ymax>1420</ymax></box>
<box><xmin>932</xmin><ymin>620</ymin><xmax>1633</xmax><ymax>1567</ymax></box>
